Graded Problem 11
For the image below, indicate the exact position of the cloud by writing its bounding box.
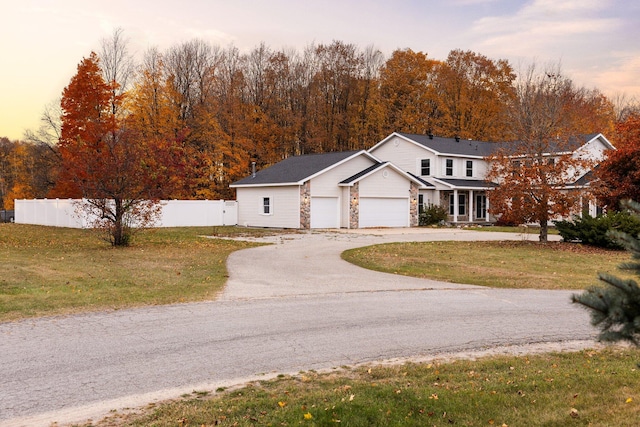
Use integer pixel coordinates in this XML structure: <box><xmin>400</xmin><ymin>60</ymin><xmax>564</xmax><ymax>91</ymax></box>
<box><xmin>470</xmin><ymin>0</ymin><xmax>621</xmax><ymax>56</ymax></box>
<box><xmin>463</xmin><ymin>0</ymin><xmax>638</xmax><ymax>97</ymax></box>
<box><xmin>582</xmin><ymin>52</ymin><xmax>640</xmax><ymax>96</ymax></box>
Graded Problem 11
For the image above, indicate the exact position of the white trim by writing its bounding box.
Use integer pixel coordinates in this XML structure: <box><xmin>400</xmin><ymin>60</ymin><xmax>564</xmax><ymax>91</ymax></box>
<box><xmin>338</xmin><ymin>162</ymin><xmax>427</xmax><ymax>188</ymax></box>
<box><xmin>260</xmin><ymin>196</ymin><xmax>273</xmax><ymax>216</ymax></box>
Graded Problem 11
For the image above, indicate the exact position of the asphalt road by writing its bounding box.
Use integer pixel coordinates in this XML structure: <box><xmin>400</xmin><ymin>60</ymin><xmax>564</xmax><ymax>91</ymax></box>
<box><xmin>0</xmin><ymin>229</ymin><xmax>597</xmax><ymax>426</ymax></box>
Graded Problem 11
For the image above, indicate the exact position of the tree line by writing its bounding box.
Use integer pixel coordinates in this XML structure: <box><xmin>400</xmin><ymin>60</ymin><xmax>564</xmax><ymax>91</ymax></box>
<box><xmin>0</xmin><ymin>29</ymin><xmax>634</xmax><ymax>213</ymax></box>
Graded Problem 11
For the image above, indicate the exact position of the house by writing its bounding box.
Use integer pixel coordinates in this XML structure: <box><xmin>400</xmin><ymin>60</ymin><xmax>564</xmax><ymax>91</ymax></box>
<box><xmin>230</xmin><ymin>150</ymin><xmax>427</xmax><ymax>229</ymax></box>
<box><xmin>368</xmin><ymin>132</ymin><xmax>498</xmax><ymax>224</ymax></box>
<box><xmin>231</xmin><ymin>132</ymin><xmax>613</xmax><ymax>229</ymax></box>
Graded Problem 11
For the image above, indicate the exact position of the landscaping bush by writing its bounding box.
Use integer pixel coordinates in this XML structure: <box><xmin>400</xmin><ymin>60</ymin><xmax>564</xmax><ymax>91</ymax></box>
<box><xmin>419</xmin><ymin>203</ymin><xmax>448</xmax><ymax>226</ymax></box>
<box><xmin>555</xmin><ymin>210</ymin><xmax>640</xmax><ymax>249</ymax></box>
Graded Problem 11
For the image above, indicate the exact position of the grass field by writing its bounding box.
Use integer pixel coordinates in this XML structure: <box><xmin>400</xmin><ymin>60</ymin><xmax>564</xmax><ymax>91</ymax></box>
<box><xmin>80</xmin><ymin>347</ymin><xmax>640</xmax><ymax>426</ymax></box>
<box><xmin>342</xmin><ymin>240</ymin><xmax>629</xmax><ymax>290</ymax></box>
<box><xmin>0</xmin><ymin>224</ymin><xmax>266</xmax><ymax>322</ymax></box>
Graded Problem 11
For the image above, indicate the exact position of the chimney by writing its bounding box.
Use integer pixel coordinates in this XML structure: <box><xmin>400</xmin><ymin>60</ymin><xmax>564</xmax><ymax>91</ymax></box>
<box><xmin>251</xmin><ymin>162</ymin><xmax>256</xmax><ymax>178</ymax></box>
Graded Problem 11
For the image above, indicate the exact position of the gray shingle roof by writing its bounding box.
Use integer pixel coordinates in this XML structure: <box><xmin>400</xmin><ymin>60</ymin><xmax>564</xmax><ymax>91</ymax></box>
<box><xmin>397</xmin><ymin>133</ymin><xmax>498</xmax><ymax>157</ymax></box>
<box><xmin>407</xmin><ymin>172</ymin><xmax>435</xmax><ymax>188</ymax></box>
<box><xmin>435</xmin><ymin>178</ymin><xmax>498</xmax><ymax>189</ymax></box>
<box><xmin>339</xmin><ymin>162</ymin><xmax>386</xmax><ymax>184</ymax></box>
<box><xmin>573</xmin><ymin>166</ymin><xmax>598</xmax><ymax>187</ymax></box>
<box><xmin>397</xmin><ymin>132</ymin><xmax>608</xmax><ymax>157</ymax></box>
<box><xmin>231</xmin><ymin>151</ymin><xmax>360</xmax><ymax>186</ymax></box>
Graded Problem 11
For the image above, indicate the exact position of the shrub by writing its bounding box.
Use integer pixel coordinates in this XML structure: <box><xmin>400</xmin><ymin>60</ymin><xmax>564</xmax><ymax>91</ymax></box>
<box><xmin>555</xmin><ymin>210</ymin><xmax>640</xmax><ymax>249</ymax></box>
<box><xmin>419</xmin><ymin>203</ymin><xmax>448</xmax><ymax>226</ymax></box>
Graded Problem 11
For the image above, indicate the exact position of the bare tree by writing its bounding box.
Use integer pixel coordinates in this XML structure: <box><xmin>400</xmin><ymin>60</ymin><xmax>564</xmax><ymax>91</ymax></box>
<box><xmin>100</xmin><ymin>28</ymin><xmax>135</xmax><ymax>97</ymax></box>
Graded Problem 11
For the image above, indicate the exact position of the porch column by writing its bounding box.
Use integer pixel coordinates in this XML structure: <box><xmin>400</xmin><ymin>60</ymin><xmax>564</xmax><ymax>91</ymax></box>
<box><xmin>485</xmin><ymin>194</ymin><xmax>490</xmax><ymax>222</ymax></box>
<box><xmin>469</xmin><ymin>190</ymin><xmax>474</xmax><ymax>222</ymax></box>
<box><xmin>453</xmin><ymin>189</ymin><xmax>458</xmax><ymax>223</ymax></box>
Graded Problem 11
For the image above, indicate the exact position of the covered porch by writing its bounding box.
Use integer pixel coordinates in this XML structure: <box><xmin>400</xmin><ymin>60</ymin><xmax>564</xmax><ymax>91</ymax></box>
<box><xmin>433</xmin><ymin>179</ymin><xmax>497</xmax><ymax>225</ymax></box>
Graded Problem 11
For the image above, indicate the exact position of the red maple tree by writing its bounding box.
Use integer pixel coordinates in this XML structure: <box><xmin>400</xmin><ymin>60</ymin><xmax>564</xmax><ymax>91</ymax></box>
<box><xmin>595</xmin><ymin>113</ymin><xmax>640</xmax><ymax>210</ymax></box>
<box><xmin>54</xmin><ymin>52</ymin><xmax>186</xmax><ymax>246</ymax></box>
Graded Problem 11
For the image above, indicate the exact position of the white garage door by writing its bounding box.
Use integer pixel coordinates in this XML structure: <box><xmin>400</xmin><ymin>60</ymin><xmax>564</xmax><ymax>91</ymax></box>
<box><xmin>311</xmin><ymin>197</ymin><xmax>339</xmax><ymax>228</ymax></box>
<box><xmin>359</xmin><ymin>198</ymin><xmax>409</xmax><ymax>228</ymax></box>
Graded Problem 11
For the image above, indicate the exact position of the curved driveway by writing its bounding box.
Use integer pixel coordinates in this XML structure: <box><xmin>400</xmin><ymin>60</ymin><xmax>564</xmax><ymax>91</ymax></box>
<box><xmin>0</xmin><ymin>229</ymin><xmax>596</xmax><ymax>427</ymax></box>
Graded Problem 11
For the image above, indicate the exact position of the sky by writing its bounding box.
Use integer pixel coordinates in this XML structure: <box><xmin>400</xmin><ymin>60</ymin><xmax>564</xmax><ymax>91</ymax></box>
<box><xmin>1</xmin><ymin>0</ymin><xmax>639</xmax><ymax>141</ymax></box>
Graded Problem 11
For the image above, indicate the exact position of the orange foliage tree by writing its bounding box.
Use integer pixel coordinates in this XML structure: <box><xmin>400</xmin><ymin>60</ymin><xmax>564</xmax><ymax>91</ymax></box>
<box><xmin>379</xmin><ymin>48</ymin><xmax>440</xmax><ymax>135</ymax></box>
<box><xmin>435</xmin><ymin>49</ymin><xmax>515</xmax><ymax>140</ymax></box>
<box><xmin>55</xmin><ymin>52</ymin><xmax>186</xmax><ymax>246</ymax></box>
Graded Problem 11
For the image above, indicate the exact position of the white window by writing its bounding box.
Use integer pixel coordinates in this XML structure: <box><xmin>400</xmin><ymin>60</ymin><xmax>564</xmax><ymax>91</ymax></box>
<box><xmin>262</xmin><ymin>197</ymin><xmax>272</xmax><ymax>215</ymax></box>
<box><xmin>421</xmin><ymin>159</ymin><xmax>430</xmax><ymax>176</ymax></box>
<box><xmin>446</xmin><ymin>159</ymin><xmax>453</xmax><ymax>176</ymax></box>
<box><xmin>466</xmin><ymin>160</ymin><xmax>473</xmax><ymax>177</ymax></box>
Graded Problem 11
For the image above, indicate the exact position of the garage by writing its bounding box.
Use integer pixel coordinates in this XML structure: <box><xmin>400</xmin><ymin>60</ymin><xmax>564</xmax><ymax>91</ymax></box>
<box><xmin>359</xmin><ymin>197</ymin><xmax>409</xmax><ymax>228</ymax></box>
<box><xmin>310</xmin><ymin>197</ymin><xmax>339</xmax><ymax>228</ymax></box>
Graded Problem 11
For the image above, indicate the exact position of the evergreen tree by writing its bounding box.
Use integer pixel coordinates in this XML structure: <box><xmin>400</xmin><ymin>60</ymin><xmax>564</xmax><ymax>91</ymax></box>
<box><xmin>572</xmin><ymin>200</ymin><xmax>640</xmax><ymax>345</ymax></box>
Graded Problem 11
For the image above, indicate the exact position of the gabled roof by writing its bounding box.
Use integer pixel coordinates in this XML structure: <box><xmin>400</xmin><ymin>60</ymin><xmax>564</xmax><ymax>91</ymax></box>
<box><xmin>231</xmin><ymin>150</ymin><xmax>378</xmax><ymax>187</ymax></box>
<box><xmin>433</xmin><ymin>178</ymin><xmax>498</xmax><ymax>190</ymax></box>
<box><xmin>339</xmin><ymin>162</ymin><xmax>429</xmax><ymax>188</ymax></box>
<box><xmin>490</xmin><ymin>133</ymin><xmax>614</xmax><ymax>157</ymax></box>
<box><xmin>369</xmin><ymin>132</ymin><xmax>614</xmax><ymax>159</ymax></box>
<box><xmin>369</xmin><ymin>132</ymin><xmax>497</xmax><ymax>158</ymax></box>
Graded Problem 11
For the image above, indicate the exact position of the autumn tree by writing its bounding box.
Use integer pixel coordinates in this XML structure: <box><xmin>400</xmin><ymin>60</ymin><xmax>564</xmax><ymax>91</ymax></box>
<box><xmin>486</xmin><ymin>64</ymin><xmax>604</xmax><ymax>242</ymax></box>
<box><xmin>595</xmin><ymin>112</ymin><xmax>640</xmax><ymax>210</ymax></box>
<box><xmin>56</xmin><ymin>52</ymin><xmax>184</xmax><ymax>246</ymax></box>
<box><xmin>379</xmin><ymin>48</ymin><xmax>440</xmax><ymax>135</ymax></box>
<box><xmin>435</xmin><ymin>49</ymin><xmax>515</xmax><ymax>140</ymax></box>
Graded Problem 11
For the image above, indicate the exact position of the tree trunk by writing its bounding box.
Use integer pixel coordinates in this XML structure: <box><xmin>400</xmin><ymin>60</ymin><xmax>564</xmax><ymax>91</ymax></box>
<box><xmin>539</xmin><ymin>218</ymin><xmax>548</xmax><ymax>243</ymax></box>
<box><xmin>112</xmin><ymin>198</ymin><xmax>126</xmax><ymax>246</ymax></box>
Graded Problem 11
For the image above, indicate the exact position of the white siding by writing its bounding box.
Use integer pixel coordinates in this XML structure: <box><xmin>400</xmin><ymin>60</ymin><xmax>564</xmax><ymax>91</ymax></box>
<box><xmin>310</xmin><ymin>155</ymin><xmax>376</xmax><ymax>196</ymax></box>
<box><xmin>369</xmin><ymin>136</ymin><xmax>435</xmax><ymax>176</ymax></box>
<box><xmin>575</xmin><ymin>136</ymin><xmax>609</xmax><ymax>162</ymax></box>
<box><xmin>236</xmin><ymin>186</ymin><xmax>300</xmax><ymax>228</ymax></box>
<box><xmin>359</xmin><ymin>167</ymin><xmax>410</xmax><ymax>197</ymax></box>
<box><xmin>370</xmin><ymin>136</ymin><xmax>491</xmax><ymax>180</ymax></box>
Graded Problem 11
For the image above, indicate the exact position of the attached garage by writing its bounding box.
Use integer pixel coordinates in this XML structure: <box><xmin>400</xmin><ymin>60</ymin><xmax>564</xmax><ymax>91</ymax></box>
<box><xmin>310</xmin><ymin>197</ymin><xmax>339</xmax><ymax>228</ymax></box>
<box><xmin>359</xmin><ymin>197</ymin><xmax>409</xmax><ymax>228</ymax></box>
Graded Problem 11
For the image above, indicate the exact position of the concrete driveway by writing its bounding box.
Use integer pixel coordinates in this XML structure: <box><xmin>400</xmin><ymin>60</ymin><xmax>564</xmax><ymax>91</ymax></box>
<box><xmin>221</xmin><ymin>227</ymin><xmax>556</xmax><ymax>300</ymax></box>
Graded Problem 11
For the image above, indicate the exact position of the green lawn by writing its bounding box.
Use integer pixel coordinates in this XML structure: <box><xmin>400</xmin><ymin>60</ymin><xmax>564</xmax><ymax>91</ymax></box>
<box><xmin>0</xmin><ymin>224</ymin><xmax>264</xmax><ymax>322</ymax></box>
<box><xmin>79</xmin><ymin>347</ymin><xmax>640</xmax><ymax>427</ymax></box>
<box><xmin>342</xmin><ymin>240</ymin><xmax>629</xmax><ymax>289</ymax></box>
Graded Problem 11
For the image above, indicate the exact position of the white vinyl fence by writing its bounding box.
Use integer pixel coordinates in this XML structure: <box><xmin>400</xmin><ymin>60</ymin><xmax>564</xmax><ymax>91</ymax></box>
<box><xmin>14</xmin><ymin>199</ymin><xmax>237</xmax><ymax>228</ymax></box>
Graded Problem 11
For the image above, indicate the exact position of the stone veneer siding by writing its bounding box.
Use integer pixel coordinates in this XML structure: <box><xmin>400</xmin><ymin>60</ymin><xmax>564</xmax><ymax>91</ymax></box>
<box><xmin>349</xmin><ymin>182</ymin><xmax>359</xmax><ymax>229</ymax></box>
<box><xmin>300</xmin><ymin>181</ymin><xmax>310</xmax><ymax>229</ymax></box>
<box><xmin>410</xmin><ymin>182</ymin><xmax>419</xmax><ymax>226</ymax></box>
